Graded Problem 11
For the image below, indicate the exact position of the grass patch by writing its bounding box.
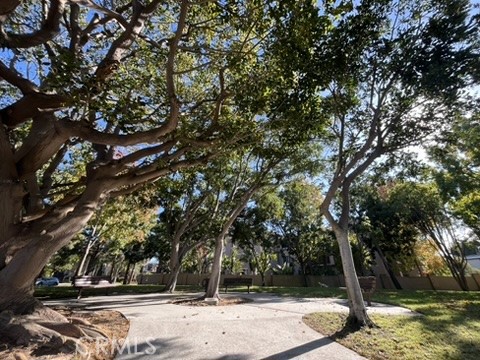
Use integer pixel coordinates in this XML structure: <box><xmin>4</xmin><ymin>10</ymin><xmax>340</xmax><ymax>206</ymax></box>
<box><xmin>303</xmin><ymin>290</ymin><xmax>480</xmax><ymax>360</ymax></box>
<box><xmin>34</xmin><ymin>284</ymin><xmax>204</xmax><ymax>299</ymax></box>
<box><xmin>251</xmin><ymin>285</ymin><xmax>348</xmax><ymax>298</ymax></box>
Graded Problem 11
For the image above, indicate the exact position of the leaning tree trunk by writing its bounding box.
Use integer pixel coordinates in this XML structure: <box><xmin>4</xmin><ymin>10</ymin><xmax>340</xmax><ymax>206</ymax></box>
<box><xmin>205</xmin><ymin>186</ymin><xmax>260</xmax><ymax>299</ymax></box>
<box><xmin>260</xmin><ymin>271</ymin><xmax>266</xmax><ymax>287</ymax></box>
<box><xmin>163</xmin><ymin>257</ymin><xmax>182</xmax><ymax>293</ymax></box>
<box><xmin>334</xmin><ymin>227</ymin><xmax>374</xmax><ymax>328</ymax></box>
<box><xmin>164</xmin><ymin>234</ymin><xmax>182</xmax><ymax>292</ymax></box>
<box><xmin>443</xmin><ymin>252</ymin><xmax>469</xmax><ymax>291</ymax></box>
<box><xmin>128</xmin><ymin>262</ymin><xmax>137</xmax><ymax>284</ymax></box>
<box><xmin>205</xmin><ymin>233</ymin><xmax>226</xmax><ymax>299</ymax></box>
<box><xmin>75</xmin><ymin>238</ymin><xmax>95</xmax><ymax>277</ymax></box>
<box><xmin>428</xmin><ymin>229</ymin><xmax>470</xmax><ymax>291</ymax></box>
<box><xmin>321</xmin><ymin>177</ymin><xmax>375</xmax><ymax>328</ymax></box>
<box><xmin>0</xmin><ymin>186</ymin><xmax>104</xmax><ymax>314</ymax></box>
<box><xmin>110</xmin><ymin>254</ymin><xmax>119</xmax><ymax>282</ymax></box>
<box><xmin>123</xmin><ymin>261</ymin><xmax>132</xmax><ymax>285</ymax></box>
<box><xmin>164</xmin><ymin>242</ymin><xmax>201</xmax><ymax>292</ymax></box>
<box><xmin>375</xmin><ymin>247</ymin><xmax>403</xmax><ymax>290</ymax></box>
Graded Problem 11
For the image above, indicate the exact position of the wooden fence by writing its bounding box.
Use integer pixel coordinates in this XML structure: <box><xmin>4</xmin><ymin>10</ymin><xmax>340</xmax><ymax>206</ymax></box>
<box><xmin>138</xmin><ymin>273</ymin><xmax>480</xmax><ymax>291</ymax></box>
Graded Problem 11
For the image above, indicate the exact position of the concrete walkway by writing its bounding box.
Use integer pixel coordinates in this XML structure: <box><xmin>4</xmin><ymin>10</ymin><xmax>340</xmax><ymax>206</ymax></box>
<box><xmin>46</xmin><ymin>293</ymin><xmax>418</xmax><ymax>359</ymax></box>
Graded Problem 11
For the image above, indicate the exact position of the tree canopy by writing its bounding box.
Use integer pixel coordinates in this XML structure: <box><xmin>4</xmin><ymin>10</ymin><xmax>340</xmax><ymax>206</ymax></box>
<box><xmin>430</xmin><ymin>107</ymin><xmax>480</xmax><ymax>237</ymax></box>
<box><xmin>1</xmin><ymin>0</ymin><xmax>479</xmax><ymax>339</ymax></box>
<box><xmin>0</xmin><ymin>0</ymin><xmax>328</xmax><ymax>313</ymax></box>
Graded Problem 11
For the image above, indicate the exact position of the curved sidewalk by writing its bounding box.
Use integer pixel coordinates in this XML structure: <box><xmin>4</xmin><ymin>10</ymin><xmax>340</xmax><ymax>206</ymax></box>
<box><xmin>47</xmin><ymin>292</ymin><xmax>417</xmax><ymax>359</ymax></box>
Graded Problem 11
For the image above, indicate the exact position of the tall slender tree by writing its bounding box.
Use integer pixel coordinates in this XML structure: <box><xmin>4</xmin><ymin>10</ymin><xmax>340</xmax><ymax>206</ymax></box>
<box><xmin>315</xmin><ymin>0</ymin><xmax>479</xmax><ymax>327</ymax></box>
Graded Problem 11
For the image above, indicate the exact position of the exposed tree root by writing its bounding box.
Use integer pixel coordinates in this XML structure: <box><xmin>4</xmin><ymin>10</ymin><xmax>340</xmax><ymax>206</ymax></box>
<box><xmin>0</xmin><ymin>306</ymin><xmax>119</xmax><ymax>359</ymax></box>
<box><xmin>331</xmin><ymin>315</ymin><xmax>378</xmax><ymax>340</ymax></box>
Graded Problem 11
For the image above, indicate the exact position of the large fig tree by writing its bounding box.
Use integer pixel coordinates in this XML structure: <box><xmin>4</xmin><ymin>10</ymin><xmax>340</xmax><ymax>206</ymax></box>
<box><xmin>0</xmin><ymin>0</ymin><xmax>284</xmax><ymax>315</ymax></box>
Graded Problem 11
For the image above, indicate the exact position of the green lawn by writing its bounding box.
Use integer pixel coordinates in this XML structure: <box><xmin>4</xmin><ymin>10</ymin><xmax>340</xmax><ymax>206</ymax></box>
<box><xmin>251</xmin><ymin>285</ymin><xmax>348</xmax><ymax>298</ymax></box>
<box><xmin>34</xmin><ymin>284</ymin><xmax>203</xmax><ymax>299</ymax></box>
<box><xmin>299</xmin><ymin>289</ymin><xmax>480</xmax><ymax>360</ymax></box>
<box><xmin>239</xmin><ymin>286</ymin><xmax>480</xmax><ymax>360</ymax></box>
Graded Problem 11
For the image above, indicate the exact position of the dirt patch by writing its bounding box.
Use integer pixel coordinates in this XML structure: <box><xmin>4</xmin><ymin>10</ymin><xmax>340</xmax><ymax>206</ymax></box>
<box><xmin>0</xmin><ymin>306</ymin><xmax>129</xmax><ymax>360</ymax></box>
<box><xmin>171</xmin><ymin>296</ymin><xmax>253</xmax><ymax>306</ymax></box>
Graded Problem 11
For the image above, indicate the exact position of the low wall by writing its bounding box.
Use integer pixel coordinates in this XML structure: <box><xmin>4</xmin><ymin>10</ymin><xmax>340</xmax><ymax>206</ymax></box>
<box><xmin>137</xmin><ymin>273</ymin><xmax>480</xmax><ymax>291</ymax></box>
<box><xmin>398</xmin><ymin>276</ymin><xmax>434</xmax><ymax>290</ymax></box>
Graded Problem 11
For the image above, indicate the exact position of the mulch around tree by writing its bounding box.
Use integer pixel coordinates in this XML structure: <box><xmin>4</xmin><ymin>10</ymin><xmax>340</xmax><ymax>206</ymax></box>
<box><xmin>0</xmin><ymin>306</ymin><xmax>129</xmax><ymax>360</ymax></box>
<box><xmin>171</xmin><ymin>296</ymin><xmax>253</xmax><ymax>306</ymax></box>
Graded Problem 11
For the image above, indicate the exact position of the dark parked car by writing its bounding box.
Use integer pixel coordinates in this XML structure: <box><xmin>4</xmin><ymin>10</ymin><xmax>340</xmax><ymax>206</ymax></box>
<box><xmin>35</xmin><ymin>277</ymin><xmax>60</xmax><ymax>287</ymax></box>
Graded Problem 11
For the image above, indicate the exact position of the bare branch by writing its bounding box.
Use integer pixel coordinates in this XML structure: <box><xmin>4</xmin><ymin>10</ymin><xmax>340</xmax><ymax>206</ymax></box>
<box><xmin>0</xmin><ymin>60</ymin><xmax>38</xmax><ymax>94</ymax></box>
<box><xmin>68</xmin><ymin>3</ymin><xmax>81</xmax><ymax>53</ymax></box>
<box><xmin>59</xmin><ymin>118</ymin><xmax>175</xmax><ymax>146</ymax></box>
<box><xmin>165</xmin><ymin>0</ymin><xmax>190</xmax><ymax>133</ymax></box>
<box><xmin>40</xmin><ymin>142</ymin><xmax>71</xmax><ymax>198</ymax></box>
<box><xmin>0</xmin><ymin>93</ymin><xmax>68</xmax><ymax>128</ymax></box>
<box><xmin>69</xmin><ymin>0</ymin><xmax>130</xmax><ymax>29</ymax></box>
<box><xmin>0</xmin><ymin>0</ymin><xmax>66</xmax><ymax>48</ymax></box>
<box><xmin>95</xmin><ymin>0</ymin><xmax>161</xmax><ymax>83</ymax></box>
<box><xmin>116</xmin><ymin>141</ymin><xmax>177</xmax><ymax>168</ymax></box>
<box><xmin>111</xmin><ymin>156</ymin><xmax>211</xmax><ymax>193</ymax></box>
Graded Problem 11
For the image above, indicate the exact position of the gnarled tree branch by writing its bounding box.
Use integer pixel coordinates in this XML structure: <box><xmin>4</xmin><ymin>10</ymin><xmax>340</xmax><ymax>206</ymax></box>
<box><xmin>0</xmin><ymin>60</ymin><xmax>38</xmax><ymax>94</ymax></box>
<box><xmin>0</xmin><ymin>0</ymin><xmax>65</xmax><ymax>48</ymax></box>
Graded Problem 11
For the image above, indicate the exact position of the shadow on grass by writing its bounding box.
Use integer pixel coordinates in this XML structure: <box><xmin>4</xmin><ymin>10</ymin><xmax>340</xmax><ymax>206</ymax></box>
<box><xmin>320</xmin><ymin>290</ymin><xmax>480</xmax><ymax>360</ymax></box>
<box><xmin>394</xmin><ymin>303</ymin><xmax>480</xmax><ymax>360</ymax></box>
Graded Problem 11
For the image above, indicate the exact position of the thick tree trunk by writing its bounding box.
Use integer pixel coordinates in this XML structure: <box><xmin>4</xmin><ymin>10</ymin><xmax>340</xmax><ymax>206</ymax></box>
<box><xmin>0</xmin><ymin>185</ymin><xmax>103</xmax><ymax>314</ymax></box>
<box><xmin>300</xmin><ymin>262</ymin><xmax>309</xmax><ymax>287</ymax></box>
<box><xmin>205</xmin><ymin>234</ymin><xmax>225</xmax><ymax>299</ymax></box>
<box><xmin>260</xmin><ymin>271</ymin><xmax>266</xmax><ymax>286</ymax></box>
<box><xmin>123</xmin><ymin>262</ymin><xmax>132</xmax><ymax>285</ymax></box>
<box><xmin>334</xmin><ymin>227</ymin><xmax>373</xmax><ymax>328</ymax></box>
<box><xmin>163</xmin><ymin>261</ymin><xmax>182</xmax><ymax>293</ymax></box>
<box><xmin>0</xmin><ymin>229</ymin><xmax>91</xmax><ymax>314</ymax></box>
<box><xmin>164</xmin><ymin>240</ymin><xmax>204</xmax><ymax>292</ymax></box>
<box><xmin>128</xmin><ymin>262</ymin><xmax>137</xmax><ymax>284</ymax></box>
<box><xmin>0</xmin><ymin>127</ymin><xmax>24</xmax><ymax>270</ymax></box>
<box><xmin>164</xmin><ymin>234</ymin><xmax>181</xmax><ymax>292</ymax></box>
<box><xmin>85</xmin><ymin>244</ymin><xmax>101</xmax><ymax>275</ymax></box>
<box><xmin>110</xmin><ymin>255</ymin><xmax>119</xmax><ymax>282</ymax></box>
<box><xmin>205</xmin><ymin>186</ymin><xmax>259</xmax><ymax>299</ymax></box>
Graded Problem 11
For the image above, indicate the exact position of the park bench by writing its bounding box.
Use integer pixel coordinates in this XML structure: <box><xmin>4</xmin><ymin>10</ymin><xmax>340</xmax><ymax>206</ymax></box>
<box><xmin>223</xmin><ymin>277</ymin><xmax>253</xmax><ymax>293</ymax></box>
<box><xmin>357</xmin><ymin>276</ymin><xmax>376</xmax><ymax>306</ymax></box>
<box><xmin>201</xmin><ymin>277</ymin><xmax>254</xmax><ymax>293</ymax></box>
<box><xmin>73</xmin><ymin>275</ymin><xmax>114</xmax><ymax>300</ymax></box>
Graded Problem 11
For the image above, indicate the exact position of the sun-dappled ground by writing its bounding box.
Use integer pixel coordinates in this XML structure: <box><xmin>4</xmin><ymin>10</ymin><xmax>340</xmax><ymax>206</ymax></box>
<box><xmin>304</xmin><ymin>290</ymin><xmax>480</xmax><ymax>360</ymax></box>
<box><xmin>29</xmin><ymin>285</ymin><xmax>480</xmax><ymax>359</ymax></box>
